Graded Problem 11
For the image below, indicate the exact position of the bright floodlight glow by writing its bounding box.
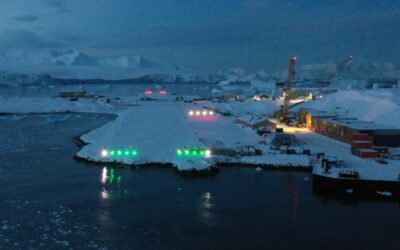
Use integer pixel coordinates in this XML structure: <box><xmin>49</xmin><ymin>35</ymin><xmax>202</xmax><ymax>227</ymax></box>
<box><xmin>205</xmin><ymin>149</ymin><xmax>211</xmax><ymax>157</ymax></box>
<box><xmin>117</xmin><ymin>150</ymin><xmax>122</xmax><ymax>155</ymax></box>
<box><xmin>189</xmin><ymin>110</ymin><xmax>194</xmax><ymax>116</ymax></box>
<box><xmin>132</xmin><ymin>150</ymin><xmax>137</xmax><ymax>156</ymax></box>
<box><xmin>209</xmin><ymin>111</ymin><xmax>214</xmax><ymax>115</ymax></box>
<box><xmin>195</xmin><ymin>111</ymin><xmax>201</xmax><ymax>116</ymax></box>
<box><xmin>177</xmin><ymin>149</ymin><xmax>182</xmax><ymax>155</ymax></box>
<box><xmin>101</xmin><ymin>167</ymin><xmax>108</xmax><ymax>184</ymax></box>
<box><xmin>184</xmin><ymin>150</ymin><xmax>190</xmax><ymax>155</ymax></box>
<box><xmin>202</xmin><ymin>111</ymin><xmax>207</xmax><ymax>116</ymax></box>
<box><xmin>125</xmin><ymin>150</ymin><xmax>130</xmax><ymax>156</ymax></box>
<box><xmin>110</xmin><ymin>150</ymin><xmax>115</xmax><ymax>156</ymax></box>
<box><xmin>101</xmin><ymin>149</ymin><xmax>108</xmax><ymax>157</ymax></box>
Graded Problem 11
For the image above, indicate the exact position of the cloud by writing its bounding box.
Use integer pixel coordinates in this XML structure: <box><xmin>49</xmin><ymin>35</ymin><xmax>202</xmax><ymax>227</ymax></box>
<box><xmin>13</xmin><ymin>14</ymin><xmax>40</xmax><ymax>23</ymax></box>
<box><xmin>43</xmin><ymin>0</ymin><xmax>69</xmax><ymax>12</ymax></box>
<box><xmin>0</xmin><ymin>30</ymin><xmax>60</xmax><ymax>50</ymax></box>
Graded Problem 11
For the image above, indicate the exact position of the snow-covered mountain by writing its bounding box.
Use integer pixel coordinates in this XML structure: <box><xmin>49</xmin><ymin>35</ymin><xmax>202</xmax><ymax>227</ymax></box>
<box><xmin>295</xmin><ymin>59</ymin><xmax>400</xmax><ymax>80</ymax></box>
<box><xmin>0</xmin><ymin>71</ymin><xmax>52</xmax><ymax>87</ymax></box>
<box><xmin>0</xmin><ymin>49</ymin><xmax>95</xmax><ymax>67</ymax></box>
<box><xmin>217</xmin><ymin>58</ymin><xmax>400</xmax><ymax>82</ymax></box>
<box><xmin>0</xmin><ymin>49</ymin><xmax>190</xmax><ymax>83</ymax></box>
<box><xmin>0</xmin><ymin>49</ymin><xmax>399</xmax><ymax>87</ymax></box>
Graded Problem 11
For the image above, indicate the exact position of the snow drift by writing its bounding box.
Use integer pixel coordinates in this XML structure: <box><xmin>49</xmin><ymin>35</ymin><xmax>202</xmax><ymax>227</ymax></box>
<box><xmin>295</xmin><ymin>89</ymin><xmax>400</xmax><ymax>128</ymax></box>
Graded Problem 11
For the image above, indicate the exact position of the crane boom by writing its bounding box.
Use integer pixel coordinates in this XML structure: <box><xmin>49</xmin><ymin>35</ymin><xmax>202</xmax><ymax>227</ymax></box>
<box><xmin>328</xmin><ymin>55</ymin><xmax>353</xmax><ymax>82</ymax></box>
<box><xmin>281</xmin><ymin>56</ymin><xmax>297</xmax><ymax>122</ymax></box>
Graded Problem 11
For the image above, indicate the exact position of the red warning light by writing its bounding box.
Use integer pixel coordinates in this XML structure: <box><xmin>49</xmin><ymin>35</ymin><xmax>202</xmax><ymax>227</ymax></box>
<box><xmin>144</xmin><ymin>90</ymin><xmax>153</xmax><ymax>95</ymax></box>
<box><xmin>159</xmin><ymin>90</ymin><xmax>168</xmax><ymax>95</ymax></box>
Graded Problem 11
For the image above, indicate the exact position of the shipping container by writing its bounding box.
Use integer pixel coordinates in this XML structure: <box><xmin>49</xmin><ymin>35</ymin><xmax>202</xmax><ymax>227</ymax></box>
<box><xmin>356</xmin><ymin>149</ymin><xmax>379</xmax><ymax>158</ymax></box>
<box><xmin>352</xmin><ymin>141</ymin><xmax>373</xmax><ymax>149</ymax></box>
<box><xmin>310</xmin><ymin>116</ymin><xmax>400</xmax><ymax>147</ymax></box>
<box><xmin>352</xmin><ymin>134</ymin><xmax>369</xmax><ymax>141</ymax></box>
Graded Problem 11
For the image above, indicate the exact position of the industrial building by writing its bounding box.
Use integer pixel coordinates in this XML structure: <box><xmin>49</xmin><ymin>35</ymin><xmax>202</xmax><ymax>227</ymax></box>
<box><xmin>300</xmin><ymin>109</ymin><xmax>400</xmax><ymax>147</ymax></box>
<box><xmin>299</xmin><ymin>109</ymin><xmax>337</xmax><ymax>129</ymax></box>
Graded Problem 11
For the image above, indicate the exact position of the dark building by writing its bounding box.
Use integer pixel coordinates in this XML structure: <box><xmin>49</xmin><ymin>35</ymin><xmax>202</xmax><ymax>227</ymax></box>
<box><xmin>311</xmin><ymin>117</ymin><xmax>400</xmax><ymax>147</ymax></box>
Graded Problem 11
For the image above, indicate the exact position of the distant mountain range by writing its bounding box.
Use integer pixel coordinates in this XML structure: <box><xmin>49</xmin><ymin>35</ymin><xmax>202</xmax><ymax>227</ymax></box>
<box><xmin>0</xmin><ymin>49</ymin><xmax>180</xmax><ymax>69</ymax></box>
<box><xmin>0</xmin><ymin>49</ymin><xmax>399</xmax><ymax>87</ymax></box>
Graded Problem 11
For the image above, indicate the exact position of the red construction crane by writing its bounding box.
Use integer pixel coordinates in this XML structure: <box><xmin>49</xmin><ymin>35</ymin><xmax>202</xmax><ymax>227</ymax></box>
<box><xmin>328</xmin><ymin>55</ymin><xmax>353</xmax><ymax>83</ymax></box>
<box><xmin>280</xmin><ymin>56</ymin><xmax>297</xmax><ymax>123</ymax></box>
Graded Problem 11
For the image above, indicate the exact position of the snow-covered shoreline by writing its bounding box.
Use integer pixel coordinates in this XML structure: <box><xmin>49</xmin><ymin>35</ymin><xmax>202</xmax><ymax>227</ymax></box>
<box><xmin>74</xmin><ymin>101</ymin><xmax>311</xmax><ymax>172</ymax></box>
<box><xmin>1</xmin><ymin>88</ymin><xmax>397</xmax><ymax>179</ymax></box>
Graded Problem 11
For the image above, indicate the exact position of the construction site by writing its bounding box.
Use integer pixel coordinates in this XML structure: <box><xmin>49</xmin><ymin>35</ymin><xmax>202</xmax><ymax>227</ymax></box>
<box><xmin>268</xmin><ymin>55</ymin><xmax>400</xmax><ymax>197</ymax></box>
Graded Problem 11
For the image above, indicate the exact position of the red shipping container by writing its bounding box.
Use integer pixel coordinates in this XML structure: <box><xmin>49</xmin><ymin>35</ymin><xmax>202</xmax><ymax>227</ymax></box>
<box><xmin>352</xmin><ymin>140</ymin><xmax>373</xmax><ymax>148</ymax></box>
<box><xmin>357</xmin><ymin>149</ymin><xmax>379</xmax><ymax>158</ymax></box>
<box><xmin>352</xmin><ymin>134</ymin><xmax>369</xmax><ymax>141</ymax></box>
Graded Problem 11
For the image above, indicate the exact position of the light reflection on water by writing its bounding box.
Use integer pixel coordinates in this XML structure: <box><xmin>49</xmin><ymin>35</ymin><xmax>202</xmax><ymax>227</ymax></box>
<box><xmin>199</xmin><ymin>192</ymin><xmax>216</xmax><ymax>226</ymax></box>
<box><xmin>101</xmin><ymin>167</ymin><xmax>108</xmax><ymax>184</ymax></box>
<box><xmin>2</xmin><ymin>113</ymin><xmax>396</xmax><ymax>249</ymax></box>
<box><xmin>101</xmin><ymin>188</ymin><xmax>109</xmax><ymax>200</ymax></box>
<box><xmin>99</xmin><ymin>167</ymin><xmax>127</xmax><ymax>201</ymax></box>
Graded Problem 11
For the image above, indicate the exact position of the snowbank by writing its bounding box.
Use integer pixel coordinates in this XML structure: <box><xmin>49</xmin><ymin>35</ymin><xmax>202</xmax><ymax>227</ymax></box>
<box><xmin>295</xmin><ymin>89</ymin><xmax>400</xmax><ymax>128</ymax></box>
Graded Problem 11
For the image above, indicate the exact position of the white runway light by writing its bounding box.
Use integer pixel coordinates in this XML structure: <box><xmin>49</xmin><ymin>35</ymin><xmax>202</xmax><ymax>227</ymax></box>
<box><xmin>101</xmin><ymin>149</ymin><xmax>108</xmax><ymax>157</ymax></box>
<box><xmin>188</xmin><ymin>110</ymin><xmax>215</xmax><ymax>117</ymax></box>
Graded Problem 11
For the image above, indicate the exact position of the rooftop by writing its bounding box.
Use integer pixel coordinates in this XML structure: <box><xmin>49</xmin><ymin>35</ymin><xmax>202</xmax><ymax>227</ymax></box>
<box><xmin>303</xmin><ymin>108</ymin><xmax>337</xmax><ymax>117</ymax></box>
<box><xmin>321</xmin><ymin>117</ymin><xmax>397</xmax><ymax>130</ymax></box>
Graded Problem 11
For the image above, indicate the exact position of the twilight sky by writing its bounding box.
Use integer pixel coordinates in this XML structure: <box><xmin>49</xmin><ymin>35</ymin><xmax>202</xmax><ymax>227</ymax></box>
<box><xmin>0</xmin><ymin>0</ymin><xmax>399</xmax><ymax>72</ymax></box>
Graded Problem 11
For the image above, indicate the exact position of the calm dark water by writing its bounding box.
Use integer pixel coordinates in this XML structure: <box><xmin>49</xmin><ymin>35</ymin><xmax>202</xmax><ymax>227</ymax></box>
<box><xmin>0</xmin><ymin>114</ymin><xmax>399</xmax><ymax>250</ymax></box>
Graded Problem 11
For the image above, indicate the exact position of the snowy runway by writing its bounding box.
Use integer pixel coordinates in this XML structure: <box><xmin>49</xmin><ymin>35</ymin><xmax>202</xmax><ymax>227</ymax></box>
<box><xmin>77</xmin><ymin>102</ymin><xmax>212</xmax><ymax>170</ymax></box>
<box><xmin>76</xmin><ymin>100</ymin><xmax>311</xmax><ymax>171</ymax></box>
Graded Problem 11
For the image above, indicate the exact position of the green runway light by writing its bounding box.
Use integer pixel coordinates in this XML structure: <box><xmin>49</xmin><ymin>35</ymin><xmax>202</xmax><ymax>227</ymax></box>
<box><xmin>176</xmin><ymin>148</ymin><xmax>211</xmax><ymax>158</ymax></box>
<box><xmin>101</xmin><ymin>148</ymin><xmax>138</xmax><ymax>158</ymax></box>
